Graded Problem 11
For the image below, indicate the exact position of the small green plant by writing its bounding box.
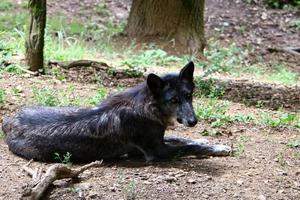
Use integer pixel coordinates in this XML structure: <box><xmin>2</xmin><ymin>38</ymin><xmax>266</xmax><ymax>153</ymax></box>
<box><xmin>11</xmin><ymin>86</ymin><xmax>22</xmax><ymax>96</ymax></box>
<box><xmin>0</xmin><ymin>130</ymin><xmax>4</xmax><ymax>138</ymax></box>
<box><xmin>95</xmin><ymin>3</ymin><xmax>111</xmax><ymax>16</ymax></box>
<box><xmin>287</xmin><ymin>140</ymin><xmax>300</xmax><ymax>148</ymax></box>
<box><xmin>276</xmin><ymin>151</ymin><xmax>286</xmax><ymax>166</ymax></box>
<box><xmin>67</xmin><ymin>186</ymin><xmax>80</xmax><ymax>193</ymax></box>
<box><xmin>0</xmin><ymin>88</ymin><xmax>5</xmax><ymax>105</ymax></box>
<box><xmin>200</xmin><ymin>129</ymin><xmax>222</xmax><ymax>137</ymax></box>
<box><xmin>123</xmin><ymin>180</ymin><xmax>138</xmax><ymax>200</ymax></box>
<box><xmin>54</xmin><ymin>152</ymin><xmax>72</xmax><ymax>165</ymax></box>
<box><xmin>195</xmin><ymin>99</ymin><xmax>232</xmax><ymax>128</ymax></box>
<box><xmin>295</xmin><ymin>120</ymin><xmax>300</xmax><ymax>128</ymax></box>
<box><xmin>234</xmin><ymin>113</ymin><xmax>256</xmax><ymax>123</ymax></box>
<box><xmin>0</xmin><ymin>0</ymin><xmax>13</xmax><ymax>11</ymax></box>
<box><xmin>89</xmin><ymin>87</ymin><xmax>108</xmax><ymax>106</ymax></box>
<box><xmin>32</xmin><ymin>88</ymin><xmax>60</xmax><ymax>106</ymax></box>
<box><xmin>266</xmin><ymin>68</ymin><xmax>298</xmax><ymax>84</ymax></box>
<box><xmin>260</xmin><ymin>112</ymin><xmax>298</xmax><ymax>128</ymax></box>
<box><xmin>288</xmin><ymin>20</ymin><xmax>300</xmax><ymax>30</ymax></box>
<box><xmin>234</xmin><ymin>143</ymin><xmax>245</xmax><ymax>157</ymax></box>
<box><xmin>194</xmin><ymin>78</ymin><xmax>224</xmax><ymax>98</ymax></box>
<box><xmin>122</xmin><ymin>48</ymin><xmax>182</xmax><ymax>76</ymax></box>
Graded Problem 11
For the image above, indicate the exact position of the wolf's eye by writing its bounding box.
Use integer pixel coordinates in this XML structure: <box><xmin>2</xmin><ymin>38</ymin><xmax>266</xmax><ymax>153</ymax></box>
<box><xmin>185</xmin><ymin>93</ymin><xmax>192</xmax><ymax>98</ymax></box>
<box><xmin>169</xmin><ymin>97</ymin><xmax>178</xmax><ymax>104</ymax></box>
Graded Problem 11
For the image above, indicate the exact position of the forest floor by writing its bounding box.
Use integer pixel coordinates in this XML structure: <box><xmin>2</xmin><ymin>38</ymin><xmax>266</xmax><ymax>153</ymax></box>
<box><xmin>0</xmin><ymin>0</ymin><xmax>300</xmax><ymax>200</ymax></box>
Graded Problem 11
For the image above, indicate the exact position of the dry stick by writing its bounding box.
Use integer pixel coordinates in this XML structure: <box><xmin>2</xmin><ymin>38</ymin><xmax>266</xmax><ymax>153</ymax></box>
<box><xmin>267</xmin><ymin>47</ymin><xmax>300</xmax><ymax>56</ymax></box>
<box><xmin>48</xmin><ymin>60</ymin><xmax>109</xmax><ymax>70</ymax></box>
<box><xmin>21</xmin><ymin>160</ymin><xmax>103</xmax><ymax>200</ymax></box>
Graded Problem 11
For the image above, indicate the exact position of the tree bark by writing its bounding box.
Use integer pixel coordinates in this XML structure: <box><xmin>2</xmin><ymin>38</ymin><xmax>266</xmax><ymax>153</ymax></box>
<box><xmin>25</xmin><ymin>0</ymin><xmax>47</xmax><ymax>72</ymax></box>
<box><xmin>126</xmin><ymin>0</ymin><xmax>206</xmax><ymax>54</ymax></box>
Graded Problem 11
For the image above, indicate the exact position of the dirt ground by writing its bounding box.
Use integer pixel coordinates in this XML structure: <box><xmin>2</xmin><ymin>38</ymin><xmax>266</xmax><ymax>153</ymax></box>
<box><xmin>0</xmin><ymin>73</ymin><xmax>299</xmax><ymax>200</ymax></box>
<box><xmin>1</xmin><ymin>0</ymin><xmax>300</xmax><ymax>200</ymax></box>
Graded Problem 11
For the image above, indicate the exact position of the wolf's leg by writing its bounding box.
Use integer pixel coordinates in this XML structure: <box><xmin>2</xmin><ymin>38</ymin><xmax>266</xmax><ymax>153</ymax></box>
<box><xmin>164</xmin><ymin>136</ymin><xmax>209</xmax><ymax>146</ymax></box>
<box><xmin>152</xmin><ymin>137</ymin><xmax>232</xmax><ymax>160</ymax></box>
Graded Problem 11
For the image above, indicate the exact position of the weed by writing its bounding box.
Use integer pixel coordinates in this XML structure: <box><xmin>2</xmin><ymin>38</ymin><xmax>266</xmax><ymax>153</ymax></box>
<box><xmin>95</xmin><ymin>3</ymin><xmax>111</xmax><ymax>16</ymax></box>
<box><xmin>259</xmin><ymin>112</ymin><xmax>298</xmax><ymax>128</ymax></box>
<box><xmin>276</xmin><ymin>151</ymin><xmax>286</xmax><ymax>166</ymax></box>
<box><xmin>89</xmin><ymin>88</ymin><xmax>108</xmax><ymax>106</ymax></box>
<box><xmin>234</xmin><ymin>113</ymin><xmax>256</xmax><ymax>123</ymax></box>
<box><xmin>239</xmin><ymin>135</ymin><xmax>250</xmax><ymax>143</ymax></box>
<box><xmin>67</xmin><ymin>186</ymin><xmax>80</xmax><ymax>193</ymax></box>
<box><xmin>0</xmin><ymin>0</ymin><xmax>13</xmax><ymax>11</ymax></box>
<box><xmin>0</xmin><ymin>130</ymin><xmax>4</xmax><ymax>138</ymax></box>
<box><xmin>288</xmin><ymin>19</ymin><xmax>300</xmax><ymax>30</ymax></box>
<box><xmin>266</xmin><ymin>68</ymin><xmax>298</xmax><ymax>84</ymax></box>
<box><xmin>200</xmin><ymin>129</ymin><xmax>222</xmax><ymax>137</ymax></box>
<box><xmin>122</xmin><ymin>49</ymin><xmax>182</xmax><ymax>77</ymax></box>
<box><xmin>32</xmin><ymin>87</ymin><xmax>60</xmax><ymax>106</ymax></box>
<box><xmin>11</xmin><ymin>86</ymin><xmax>22</xmax><ymax>96</ymax></box>
<box><xmin>195</xmin><ymin>99</ymin><xmax>232</xmax><ymax>128</ymax></box>
<box><xmin>234</xmin><ymin>143</ymin><xmax>245</xmax><ymax>157</ymax></box>
<box><xmin>287</xmin><ymin>140</ymin><xmax>300</xmax><ymax>148</ymax></box>
<box><xmin>194</xmin><ymin>78</ymin><xmax>224</xmax><ymax>98</ymax></box>
<box><xmin>200</xmin><ymin>42</ymin><xmax>246</xmax><ymax>74</ymax></box>
<box><xmin>295</xmin><ymin>120</ymin><xmax>300</xmax><ymax>128</ymax></box>
<box><xmin>123</xmin><ymin>180</ymin><xmax>138</xmax><ymax>200</ymax></box>
<box><xmin>54</xmin><ymin>152</ymin><xmax>72</xmax><ymax>165</ymax></box>
<box><xmin>0</xmin><ymin>88</ymin><xmax>5</xmax><ymax>105</ymax></box>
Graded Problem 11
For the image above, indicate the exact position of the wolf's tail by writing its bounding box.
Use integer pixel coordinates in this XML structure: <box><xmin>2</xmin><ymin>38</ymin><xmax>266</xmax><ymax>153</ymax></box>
<box><xmin>1</xmin><ymin>117</ymin><xmax>12</xmax><ymax>135</ymax></box>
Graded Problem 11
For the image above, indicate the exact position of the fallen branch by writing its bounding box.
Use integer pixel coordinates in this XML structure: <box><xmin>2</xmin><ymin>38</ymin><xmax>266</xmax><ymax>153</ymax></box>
<box><xmin>267</xmin><ymin>47</ymin><xmax>300</xmax><ymax>56</ymax></box>
<box><xmin>48</xmin><ymin>59</ymin><xmax>109</xmax><ymax>70</ymax></box>
<box><xmin>21</xmin><ymin>160</ymin><xmax>103</xmax><ymax>200</ymax></box>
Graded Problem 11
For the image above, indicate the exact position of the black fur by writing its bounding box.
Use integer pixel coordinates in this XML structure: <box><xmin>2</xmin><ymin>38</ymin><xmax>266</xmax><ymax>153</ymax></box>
<box><xmin>2</xmin><ymin>62</ymin><xmax>231</xmax><ymax>163</ymax></box>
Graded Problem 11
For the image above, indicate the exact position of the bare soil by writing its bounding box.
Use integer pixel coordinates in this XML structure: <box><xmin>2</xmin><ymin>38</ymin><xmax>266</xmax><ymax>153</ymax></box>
<box><xmin>1</xmin><ymin>0</ymin><xmax>300</xmax><ymax>200</ymax></box>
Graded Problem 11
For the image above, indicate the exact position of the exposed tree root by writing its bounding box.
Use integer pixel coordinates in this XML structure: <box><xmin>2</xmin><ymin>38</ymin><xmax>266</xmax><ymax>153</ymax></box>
<box><xmin>21</xmin><ymin>160</ymin><xmax>103</xmax><ymax>200</ymax></box>
<box><xmin>267</xmin><ymin>47</ymin><xmax>300</xmax><ymax>56</ymax></box>
<box><xmin>48</xmin><ymin>59</ymin><xmax>109</xmax><ymax>70</ymax></box>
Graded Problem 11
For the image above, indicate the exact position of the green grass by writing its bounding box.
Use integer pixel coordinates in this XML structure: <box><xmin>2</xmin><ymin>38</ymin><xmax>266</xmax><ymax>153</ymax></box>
<box><xmin>89</xmin><ymin>87</ymin><xmax>109</xmax><ymax>106</ymax></box>
<box><xmin>199</xmin><ymin>42</ymin><xmax>299</xmax><ymax>85</ymax></box>
<box><xmin>259</xmin><ymin>112</ymin><xmax>299</xmax><ymax>128</ymax></box>
<box><xmin>31</xmin><ymin>86</ymin><xmax>83</xmax><ymax>106</ymax></box>
<box><xmin>195</xmin><ymin>99</ymin><xmax>232</xmax><ymax>128</ymax></box>
<box><xmin>0</xmin><ymin>88</ymin><xmax>5</xmax><ymax>105</ymax></box>
<box><xmin>287</xmin><ymin>140</ymin><xmax>300</xmax><ymax>148</ymax></box>
<box><xmin>0</xmin><ymin>0</ymin><xmax>13</xmax><ymax>11</ymax></box>
<box><xmin>288</xmin><ymin>19</ymin><xmax>300</xmax><ymax>30</ymax></box>
<box><xmin>194</xmin><ymin>97</ymin><xmax>299</xmax><ymax>129</ymax></box>
<box><xmin>54</xmin><ymin>152</ymin><xmax>72</xmax><ymax>165</ymax></box>
<box><xmin>0</xmin><ymin>130</ymin><xmax>4</xmax><ymax>138</ymax></box>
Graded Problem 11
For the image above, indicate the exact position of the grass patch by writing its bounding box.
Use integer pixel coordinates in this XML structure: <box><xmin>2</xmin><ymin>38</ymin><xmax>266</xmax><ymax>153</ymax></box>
<box><xmin>195</xmin><ymin>99</ymin><xmax>232</xmax><ymax>128</ymax></box>
<box><xmin>288</xmin><ymin>19</ymin><xmax>300</xmax><ymax>30</ymax></box>
<box><xmin>259</xmin><ymin>112</ymin><xmax>299</xmax><ymax>128</ymax></box>
<box><xmin>0</xmin><ymin>130</ymin><xmax>4</xmax><ymax>138</ymax></box>
<box><xmin>0</xmin><ymin>88</ymin><xmax>5</xmax><ymax>105</ymax></box>
<box><xmin>287</xmin><ymin>140</ymin><xmax>300</xmax><ymax>148</ymax></box>
<box><xmin>89</xmin><ymin>87</ymin><xmax>109</xmax><ymax>106</ymax></box>
<box><xmin>31</xmin><ymin>86</ymin><xmax>83</xmax><ymax>107</ymax></box>
<box><xmin>54</xmin><ymin>152</ymin><xmax>72</xmax><ymax>165</ymax></box>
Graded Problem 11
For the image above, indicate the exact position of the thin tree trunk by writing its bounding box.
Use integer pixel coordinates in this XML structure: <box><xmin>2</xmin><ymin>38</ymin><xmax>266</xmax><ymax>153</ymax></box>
<box><xmin>25</xmin><ymin>0</ymin><xmax>47</xmax><ymax>72</ymax></box>
<box><xmin>126</xmin><ymin>0</ymin><xmax>205</xmax><ymax>54</ymax></box>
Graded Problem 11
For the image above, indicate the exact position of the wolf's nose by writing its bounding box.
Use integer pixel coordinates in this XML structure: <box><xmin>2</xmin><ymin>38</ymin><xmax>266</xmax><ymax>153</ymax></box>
<box><xmin>187</xmin><ymin>118</ymin><xmax>198</xmax><ymax>127</ymax></box>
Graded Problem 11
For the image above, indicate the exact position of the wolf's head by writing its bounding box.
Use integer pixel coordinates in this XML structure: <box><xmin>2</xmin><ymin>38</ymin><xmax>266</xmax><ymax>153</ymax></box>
<box><xmin>147</xmin><ymin>61</ymin><xmax>198</xmax><ymax>127</ymax></box>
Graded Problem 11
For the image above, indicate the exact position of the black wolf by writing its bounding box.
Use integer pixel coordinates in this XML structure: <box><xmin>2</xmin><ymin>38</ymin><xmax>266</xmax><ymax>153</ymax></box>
<box><xmin>2</xmin><ymin>62</ymin><xmax>231</xmax><ymax>163</ymax></box>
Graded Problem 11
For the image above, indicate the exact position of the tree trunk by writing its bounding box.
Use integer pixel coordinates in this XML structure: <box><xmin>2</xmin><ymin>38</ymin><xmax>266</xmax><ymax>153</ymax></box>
<box><xmin>126</xmin><ymin>0</ymin><xmax>205</xmax><ymax>54</ymax></box>
<box><xmin>25</xmin><ymin>0</ymin><xmax>47</xmax><ymax>72</ymax></box>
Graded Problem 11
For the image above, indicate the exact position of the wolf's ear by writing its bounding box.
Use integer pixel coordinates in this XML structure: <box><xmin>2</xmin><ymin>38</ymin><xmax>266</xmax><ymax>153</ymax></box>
<box><xmin>147</xmin><ymin>73</ymin><xmax>164</xmax><ymax>94</ymax></box>
<box><xmin>179</xmin><ymin>61</ymin><xmax>194</xmax><ymax>82</ymax></box>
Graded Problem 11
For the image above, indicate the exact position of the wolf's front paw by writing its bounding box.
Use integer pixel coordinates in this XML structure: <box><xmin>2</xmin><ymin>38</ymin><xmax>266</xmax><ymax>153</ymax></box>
<box><xmin>211</xmin><ymin>144</ymin><xmax>232</xmax><ymax>156</ymax></box>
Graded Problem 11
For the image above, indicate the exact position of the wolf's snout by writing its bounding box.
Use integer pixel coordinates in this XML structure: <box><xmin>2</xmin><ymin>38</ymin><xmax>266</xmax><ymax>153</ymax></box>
<box><xmin>187</xmin><ymin>118</ymin><xmax>198</xmax><ymax>127</ymax></box>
